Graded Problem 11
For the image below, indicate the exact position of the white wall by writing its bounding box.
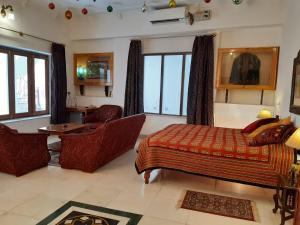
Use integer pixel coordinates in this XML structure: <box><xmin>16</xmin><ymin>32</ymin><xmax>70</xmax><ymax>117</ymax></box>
<box><xmin>69</xmin><ymin>0</ymin><xmax>285</xmax><ymax>40</ymax></box>
<box><xmin>72</xmin><ymin>38</ymin><xmax>130</xmax><ymax>105</ymax></box>
<box><xmin>0</xmin><ymin>2</ymin><xmax>69</xmax><ymax>54</ymax></box>
<box><xmin>276</xmin><ymin>0</ymin><xmax>300</xmax><ymax>127</ymax></box>
<box><xmin>214</xmin><ymin>104</ymin><xmax>274</xmax><ymax>129</ymax></box>
<box><xmin>0</xmin><ymin>1</ymin><xmax>71</xmax><ymax>132</ymax></box>
<box><xmin>0</xmin><ymin>0</ymin><xmax>289</xmax><ymax>134</ymax></box>
<box><xmin>71</xmin><ymin>26</ymin><xmax>281</xmax><ymax>134</ymax></box>
<box><xmin>215</xmin><ymin>27</ymin><xmax>281</xmax><ymax>106</ymax></box>
<box><xmin>68</xmin><ymin>0</ymin><xmax>285</xmax><ymax>135</ymax></box>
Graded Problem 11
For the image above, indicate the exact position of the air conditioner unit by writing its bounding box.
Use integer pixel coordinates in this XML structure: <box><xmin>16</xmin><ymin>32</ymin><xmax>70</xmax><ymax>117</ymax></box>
<box><xmin>148</xmin><ymin>7</ymin><xmax>187</xmax><ymax>24</ymax></box>
<box><xmin>148</xmin><ymin>7</ymin><xmax>211</xmax><ymax>25</ymax></box>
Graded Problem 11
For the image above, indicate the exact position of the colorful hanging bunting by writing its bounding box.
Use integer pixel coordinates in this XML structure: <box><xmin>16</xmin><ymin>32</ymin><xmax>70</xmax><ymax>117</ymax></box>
<box><xmin>48</xmin><ymin>1</ymin><xmax>91</xmax><ymax>19</ymax></box>
<box><xmin>169</xmin><ymin>0</ymin><xmax>176</xmax><ymax>8</ymax></box>
<box><xmin>232</xmin><ymin>0</ymin><xmax>243</xmax><ymax>5</ymax></box>
<box><xmin>82</xmin><ymin>8</ymin><xmax>88</xmax><ymax>15</ymax></box>
<box><xmin>107</xmin><ymin>5</ymin><xmax>113</xmax><ymax>12</ymax></box>
<box><xmin>65</xmin><ymin>10</ymin><xmax>72</xmax><ymax>19</ymax></box>
<box><xmin>48</xmin><ymin>2</ymin><xmax>55</xmax><ymax>10</ymax></box>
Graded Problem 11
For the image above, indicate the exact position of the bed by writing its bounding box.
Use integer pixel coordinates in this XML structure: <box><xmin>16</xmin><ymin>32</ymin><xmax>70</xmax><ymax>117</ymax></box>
<box><xmin>135</xmin><ymin>124</ymin><xmax>294</xmax><ymax>188</ymax></box>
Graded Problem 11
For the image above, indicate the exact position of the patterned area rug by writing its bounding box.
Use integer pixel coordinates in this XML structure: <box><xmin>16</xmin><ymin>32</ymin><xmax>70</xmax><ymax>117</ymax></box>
<box><xmin>37</xmin><ymin>201</ymin><xmax>142</xmax><ymax>225</ymax></box>
<box><xmin>180</xmin><ymin>190</ymin><xmax>257</xmax><ymax>221</ymax></box>
<box><xmin>48</xmin><ymin>151</ymin><xmax>60</xmax><ymax>167</ymax></box>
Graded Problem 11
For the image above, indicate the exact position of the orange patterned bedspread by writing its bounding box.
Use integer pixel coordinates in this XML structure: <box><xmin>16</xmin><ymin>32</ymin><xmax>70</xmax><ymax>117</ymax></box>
<box><xmin>148</xmin><ymin>124</ymin><xmax>269</xmax><ymax>162</ymax></box>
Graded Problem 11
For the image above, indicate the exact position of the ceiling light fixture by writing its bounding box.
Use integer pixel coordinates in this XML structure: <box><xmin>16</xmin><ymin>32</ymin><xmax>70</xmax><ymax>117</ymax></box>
<box><xmin>1</xmin><ymin>4</ymin><xmax>15</xmax><ymax>20</ymax></box>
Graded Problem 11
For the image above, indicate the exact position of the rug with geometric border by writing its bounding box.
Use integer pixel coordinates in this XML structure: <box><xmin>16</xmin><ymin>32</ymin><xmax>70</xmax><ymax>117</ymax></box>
<box><xmin>37</xmin><ymin>201</ymin><xmax>143</xmax><ymax>225</ymax></box>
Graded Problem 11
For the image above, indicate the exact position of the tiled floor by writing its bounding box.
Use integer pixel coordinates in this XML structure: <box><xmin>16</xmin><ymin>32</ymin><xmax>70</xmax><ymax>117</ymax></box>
<box><xmin>0</xmin><ymin>143</ymin><xmax>293</xmax><ymax>225</ymax></box>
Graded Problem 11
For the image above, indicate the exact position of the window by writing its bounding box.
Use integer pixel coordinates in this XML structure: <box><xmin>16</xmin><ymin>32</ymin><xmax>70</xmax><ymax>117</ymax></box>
<box><xmin>143</xmin><ymin>53</ymin><xmax>191</xmax><ymax>116</ymax></box>
<box><xmin>0</xmin><ymin>46</ymin><xmax>49</xmax><ymax>120</ymax></box>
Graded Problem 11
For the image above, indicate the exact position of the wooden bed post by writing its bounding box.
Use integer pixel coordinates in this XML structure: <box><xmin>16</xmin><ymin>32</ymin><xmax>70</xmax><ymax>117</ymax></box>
<box><xmin>144</xmin><ymin>170</ymin><xmax>151</xmax><ymax>184</ymax></box>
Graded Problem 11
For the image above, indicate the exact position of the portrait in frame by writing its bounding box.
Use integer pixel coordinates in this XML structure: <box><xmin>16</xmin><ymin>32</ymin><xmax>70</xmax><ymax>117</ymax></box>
<box><xmin>216</xmin><ymin>47</ymin><xmax>279</xmax><ymax>90</ymax></box>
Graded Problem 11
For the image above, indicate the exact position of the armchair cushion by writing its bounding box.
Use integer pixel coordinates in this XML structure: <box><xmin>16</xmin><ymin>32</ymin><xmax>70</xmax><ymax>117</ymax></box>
<box><xmin>84</xmin><ymin>105</ymin><xmax>122</xmax><ymax>124</ymax></box>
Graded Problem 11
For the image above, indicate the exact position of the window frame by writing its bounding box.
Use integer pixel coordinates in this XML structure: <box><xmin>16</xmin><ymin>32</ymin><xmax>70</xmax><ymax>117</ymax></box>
<box><xmin>143</xmin><ymin>52</ymin><xmax>191</xmax><ymax>117</ymax></box>
<box><xmin>0</xmin><ymin>46</ymin><xmax>49</xmax><ymax>121</ymax></box>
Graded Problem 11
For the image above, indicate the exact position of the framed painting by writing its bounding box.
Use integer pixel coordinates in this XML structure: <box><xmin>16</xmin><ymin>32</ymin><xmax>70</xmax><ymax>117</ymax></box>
<box><xmin>216</xmin><ymin>47</ymin><xmax>279</xmax><ymax>90</ymax></box>
<box><xmin>73</xmin><ymin>52</ymin><xmax>113</xmax><ymax>87</ymax></box>
<box><xmin>290</xmin><ymin>50</ymin><xmax>300</xmax><ymax>115</ymax></box>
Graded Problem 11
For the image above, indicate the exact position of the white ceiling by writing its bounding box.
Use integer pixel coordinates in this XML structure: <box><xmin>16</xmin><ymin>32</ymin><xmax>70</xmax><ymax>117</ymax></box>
<box><xmin>28</xmin><ymin>0</ymin><xmax>204</xmax><ymax>13</ymax></box>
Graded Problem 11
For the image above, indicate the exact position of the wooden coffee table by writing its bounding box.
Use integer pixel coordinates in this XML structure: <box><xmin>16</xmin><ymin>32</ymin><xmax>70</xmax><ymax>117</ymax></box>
<box><xmin>38</xmin><ymin>123</ymin><xmax>86</xmax><ymax>136</ymax></box>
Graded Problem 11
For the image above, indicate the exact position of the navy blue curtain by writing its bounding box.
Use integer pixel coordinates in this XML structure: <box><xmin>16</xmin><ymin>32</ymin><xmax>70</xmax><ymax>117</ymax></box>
<box><xmin>187</xmin><ymin>35</ymin><xmax>214</xmax><ymax>125</ymax></box>
<box><xmin>50</xmin><ymin>43</ymin><xmax>67</xmax><ymax>124</ymax></box>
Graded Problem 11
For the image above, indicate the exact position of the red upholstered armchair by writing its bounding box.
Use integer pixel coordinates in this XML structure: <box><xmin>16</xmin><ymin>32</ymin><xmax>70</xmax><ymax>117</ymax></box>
<box><xmin>0</xmin><ymin>124</ymin><xmax>50</xmax><ymax>176</ymax></box>
<box><xmin>83</xmin><ymin>105</ymin><xmax>122</xmax><ymax>124</ymax></box>
<box><xmin>59</xmin><ymin>114</ymin><xmax>146</xmax><ymax>172</ymax></box>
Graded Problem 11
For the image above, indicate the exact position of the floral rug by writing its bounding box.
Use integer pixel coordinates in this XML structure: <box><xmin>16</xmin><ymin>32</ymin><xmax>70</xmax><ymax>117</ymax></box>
<box><xmin>37</xmin><ymin>201</ymin><xmax>142</xmax><ymax>225</ymax></box>
<box><xmin>180</xmin><ymin>190</ymin><xmax>258</xmax><ymax>221</ymax></box>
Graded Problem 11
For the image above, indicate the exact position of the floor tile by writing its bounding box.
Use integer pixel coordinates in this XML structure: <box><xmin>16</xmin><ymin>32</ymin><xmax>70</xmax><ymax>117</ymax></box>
<box><xmin>0</xmin><ymin>188</ymin><xmax>38</xmax><ymax>211</ymax></box>
<box><xmin>11</xmin><ymin>194</ymin><xmax>66</xmax><ymax>220</ymax></box>
<box><xmin>107</xmin><ymin>191</ymin><xmax>154</xmax><ymax>214</ymax></box>
<box><xmin>72</xmin><ymin>184</ymin><xmax>121</xmax><ymax>206</ymax></box>
<box><xmin>0</xmin><ymin>142</ymin><xmax>291</xmax><ymax>225</ymax></box>
<box><xmin>138</xmin><ymin>216</ymin><xmax>185</xmax><ymax>225</ymax></box>
<box><xmin>144</xmin><ymin>197</ymin><xmax>189</xmax><ymax>224</ymax></box>
<box><xmin>0</xmin><ymin>212</ymin><xmax>38</xmax><ymax>225</ymax></box>
<box><xmin>187</xmin><ymin>210</ymin><xmax>256</xmax><ymax>225</ymax></box>
<box><xmin>215</xmin><ymin>180</ymin><xmax>268</xmax><ymax>198</ymax></box>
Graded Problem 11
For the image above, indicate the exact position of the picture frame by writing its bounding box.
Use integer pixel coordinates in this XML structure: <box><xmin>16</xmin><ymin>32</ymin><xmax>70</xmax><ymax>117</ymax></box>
<box><xmin>73</xmin><ymin>52</ymin><xmax>113</xmax><ymax>87</ymax></box>
<box><xmin>216</xmin><ymin>47</ymin><xmax>279</xmax><ymax>90</ymax></box>
<box><xmin>289</xmin><ymin>50</ymin><xmax>300</xmax><ymax>115</ymax></box>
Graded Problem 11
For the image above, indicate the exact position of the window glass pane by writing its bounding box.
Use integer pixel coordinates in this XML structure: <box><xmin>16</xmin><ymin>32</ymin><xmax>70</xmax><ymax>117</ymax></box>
<box><xmin>34</xmin><ymin>58</ymin><xmax>46</xmax><ymax>111</ymax></box>
<box><xmin>182</xmin><ymin>54</ymin><xmax>191</xmax><ymax>116</ymax></box>
<box><xmin>162</xmin><ymin>55</ymin><xmax>183</xmax><ymax>115</ymax></box>
<box><xmin>14</xmin><ymin>55</ymin><xmax>28</xmax><ymax>114</ymax></box>
<box><xmin>144</xmin><ymin>56</ymin><xmax>162</xmax><ymax>113</ymax></box>
<box><xmin>0</xmin><ymin>53</ymin><xmax>9</xmax><ymax>115</ymax></box>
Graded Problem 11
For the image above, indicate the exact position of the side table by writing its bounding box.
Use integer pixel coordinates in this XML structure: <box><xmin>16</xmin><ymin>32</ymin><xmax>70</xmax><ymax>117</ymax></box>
<box><xmin>273</xmin><ymin>175</ymin><xmax>297</xmax><ymax>225</ymax></box>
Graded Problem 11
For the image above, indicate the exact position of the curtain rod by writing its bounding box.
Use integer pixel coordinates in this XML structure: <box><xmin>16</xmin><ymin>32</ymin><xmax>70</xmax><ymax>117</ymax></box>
<box><xmin>131</xmin><ymin>32</ymin><xmax>217</xmax><ymax>41</ymax></box>
<box><xmin>76</xmin><ymin>32</ymin><xmax>218</xmax><ymax>42</ymax></box>
<box><xmin>0</xmin><ymin>26</ymin><xmax>65</xmax><ymax>45</ymax></box>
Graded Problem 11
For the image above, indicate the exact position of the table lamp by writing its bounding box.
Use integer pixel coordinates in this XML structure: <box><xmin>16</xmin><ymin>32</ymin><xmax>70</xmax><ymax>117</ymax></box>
<box><xmin>285</xmin><ymin>128</ymin><xmax>300</xmax><ymax>186</ymax></box>
<box><xmin>285</xmin><ymin>128</ymin><xmax>300</xmax><ymax>164</ymax></box>
<box><xmin>257</xmin><ymin>108</ymin><xmax>273</xmax><ymax>119</ymax></box>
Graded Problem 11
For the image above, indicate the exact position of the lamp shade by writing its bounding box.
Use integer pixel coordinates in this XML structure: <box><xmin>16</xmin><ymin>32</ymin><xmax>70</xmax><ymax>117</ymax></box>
<box><xmin>257</xmin><ymin>108</ymin><xmax>273</xmax><ymax>119</ymax></box>
<box><xmin>285</xmin><ymin>128</ymin><xmax>300</xmax><ymax>149</ymax></box>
